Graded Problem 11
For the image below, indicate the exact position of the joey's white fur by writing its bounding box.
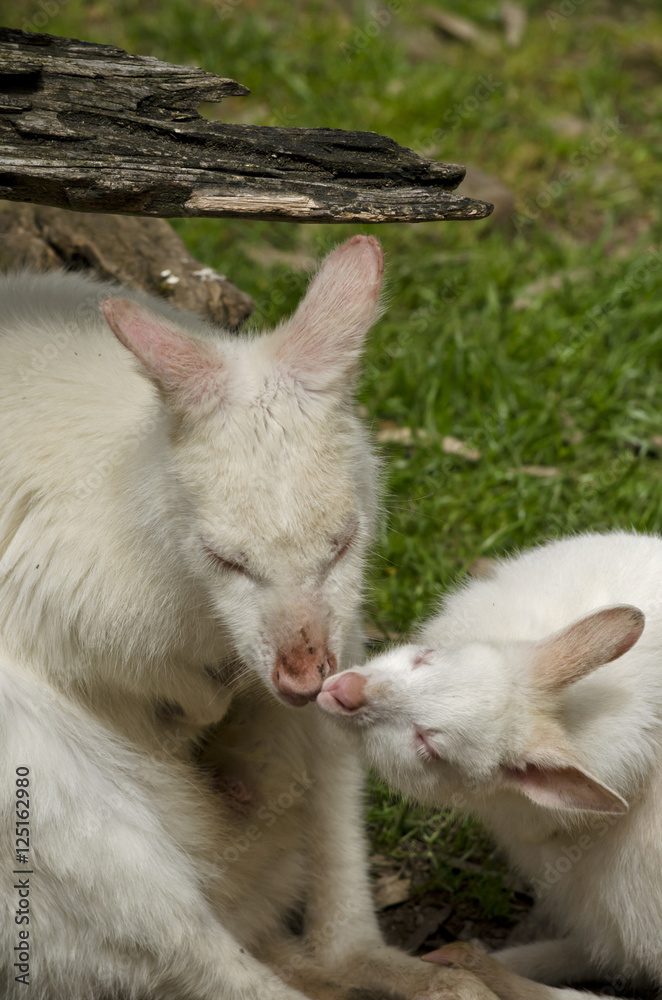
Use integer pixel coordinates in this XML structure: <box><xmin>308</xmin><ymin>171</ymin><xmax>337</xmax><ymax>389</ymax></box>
<box><xmin>0</xmin><ymin>239</ymin><xmax>495</xmax><ymax>1000</ymax></box>
<box><xmin>319</xmin><ymin>531</ymin><xmax>662</xmax><ymax>995</ymax></box>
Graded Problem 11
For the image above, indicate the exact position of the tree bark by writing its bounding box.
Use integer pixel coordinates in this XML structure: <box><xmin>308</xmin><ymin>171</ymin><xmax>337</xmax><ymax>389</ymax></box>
<box><xmin>0</xmin><ymin>28</ymin><xmax>493</xmax><ymax>224</ymax></box>
<box><xmin>0</xmin><ymin>202</ymin><xmax>254</xmax><ymax>328</ymax></box>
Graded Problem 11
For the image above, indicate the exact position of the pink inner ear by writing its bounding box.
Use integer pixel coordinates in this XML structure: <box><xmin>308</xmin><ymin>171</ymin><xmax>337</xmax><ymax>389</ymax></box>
<box><xmin>271</xmin><ymin>235</ymin><xmax>384</xmax><ymax>390</ymax></box>
<box><xmin>532</xmin><ymin>604</ymin><xmax>645</xmax><ymax>691</ymax></box>
<box><xmin>505</xmin><ymin>763</ymin><xmax>628</xmax><ymax>814</ymax></box>
<box><xmin>102</xmin><ymin>298</ymin><xmax>224</xmax><ymax>410</ymax></box>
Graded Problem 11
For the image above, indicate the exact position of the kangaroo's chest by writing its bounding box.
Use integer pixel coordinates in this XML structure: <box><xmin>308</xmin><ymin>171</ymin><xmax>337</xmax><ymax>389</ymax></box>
<box><xmin>195</xmin><ymin>694</ymin><xmax>322</xmax><ymax>944</ymax></box>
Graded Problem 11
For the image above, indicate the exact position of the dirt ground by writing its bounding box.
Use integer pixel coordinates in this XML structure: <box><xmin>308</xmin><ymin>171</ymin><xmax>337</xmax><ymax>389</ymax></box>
<box><xmin>373</xmin><ymin>851</ymin><xmax>534</xmax><ymax>956</ymax></box>
<box><xmin>377</xmin><ymin>885</ymin><xmax>532</xmax><ymax>956</ymax></box>
<box><xmin>376</xmin><ymin>870</ymin><xmax>656</xmax><ymax>1000</ymax></box>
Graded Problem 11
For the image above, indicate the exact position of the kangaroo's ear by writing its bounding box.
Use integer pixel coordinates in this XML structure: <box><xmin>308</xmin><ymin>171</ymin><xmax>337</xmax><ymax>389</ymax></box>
<box><xmin>531</xmin><ymin>605</ymin><xmax>644</xmax><ymax>691</ymax></box>
<box><xmin>102</xmin><ymin>299</ymin><xmax>225</xmax><ymax>416</ymax></box>
<box><xmin>268</xmin><ymin>235</ymin><xmax>384</xmax><ymax>393</ymax></box>
<box><xmin>503</xmin><ymin>761</ymin><xmax>628</xmax><ymax>814</ymax></box>
<box><xmin>498</xmin><ymin>605</ymin><xmax>641</xmax><ymax>815</ymax></box>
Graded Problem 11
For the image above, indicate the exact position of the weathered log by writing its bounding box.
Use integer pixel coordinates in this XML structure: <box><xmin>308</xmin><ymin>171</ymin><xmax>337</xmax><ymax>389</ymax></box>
<box><xmin>0</xmin><ymin>28</ymin><xmax>493</xmax><ymax>224</ymax></box>
<box><xmin>0</xmin><ymin>202</ymin><xmax>254</xmax><ymax>328</ymax></box>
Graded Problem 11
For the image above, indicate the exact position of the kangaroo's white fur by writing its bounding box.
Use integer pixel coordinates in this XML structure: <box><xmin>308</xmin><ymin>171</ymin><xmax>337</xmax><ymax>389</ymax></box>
<box><xmin>0</xmin><ymin>240</ymin><xmax>494</xmax><ymax>1000</ymax></box>
<box><xmin>319</xmin><ymin>531</ymin><xmax>662</xmax><ymax>997</ymax></box>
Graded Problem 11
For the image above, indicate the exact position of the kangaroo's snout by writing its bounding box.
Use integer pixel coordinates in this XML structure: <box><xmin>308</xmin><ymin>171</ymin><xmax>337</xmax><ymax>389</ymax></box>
<box><xmin>317</xmin><ymin>670</ymin><xmax>366</xmax><ymax>714</ymax></box>
<box><xmin>272</xmin><ymin>629</ymin><xmax>337</xmax><ymax>706</ymax></box>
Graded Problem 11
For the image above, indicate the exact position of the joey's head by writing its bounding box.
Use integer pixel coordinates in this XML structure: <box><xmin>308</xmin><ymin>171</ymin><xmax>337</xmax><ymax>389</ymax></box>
<box><xmin>101</xmin><ymin>236</ymin><xmax>384</xmax><ymax>706</ymax></box>
<box><xmin>319</xmin><ymin>642</ymin><xmax>518</xmax><ymax>804</ymax></box>
<box><xmin>318</xmin><ymin>605</ymin><xmax>645</xmax><ymax>814</ymax></box>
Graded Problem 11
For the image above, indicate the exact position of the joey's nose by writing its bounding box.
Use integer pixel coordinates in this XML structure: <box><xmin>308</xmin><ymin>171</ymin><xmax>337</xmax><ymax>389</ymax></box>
<box><xmin>317</xmin><ymin>671</ymin><xmax>366</xmax><ymax>713</ymax></box>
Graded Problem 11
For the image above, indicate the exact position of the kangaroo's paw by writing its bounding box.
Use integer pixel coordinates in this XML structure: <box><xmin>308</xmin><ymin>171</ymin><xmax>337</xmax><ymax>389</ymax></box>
<box><xmin>422</xmin><ymin>943</ymin><xmax>557</xmax><ymax>1000</ymax></box>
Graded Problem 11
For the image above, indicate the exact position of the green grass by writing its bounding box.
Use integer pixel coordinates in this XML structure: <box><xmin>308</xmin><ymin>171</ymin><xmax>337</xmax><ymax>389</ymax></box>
<box><xmin>16</xmin><ymin>0</ymin><xmax>662</xmax><ymax>919</ymax></box>
<box><xmin>368</xmin><ymin>780</ymin><xmax>515</xmax><ymax>917</ymax></box>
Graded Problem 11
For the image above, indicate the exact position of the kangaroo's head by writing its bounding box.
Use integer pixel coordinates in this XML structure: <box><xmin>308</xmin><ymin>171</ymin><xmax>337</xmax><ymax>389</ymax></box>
<box><xmin>102</xmin><ymin>236</ymin><xmax>384</xmax><ymax>706</ymax></box>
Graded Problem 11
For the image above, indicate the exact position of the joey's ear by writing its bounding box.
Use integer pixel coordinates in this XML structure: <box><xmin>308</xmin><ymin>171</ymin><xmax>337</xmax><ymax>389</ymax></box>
<box><xmin>269</xmin><ymin>235</ymin><xmax>384</xmax><ymax>393</ymax></box>
<box><xmin>504</xmin><ymin>761</ymin><xmax>628</xmax><ymax>814</ymax></box>
<box><xmin>531</xmin><ymin>605</ymin><xmax>644</xmax><ymax>691</ymax></box>
<box><xmin>102</xmin><ymin>299</ymin><xmax>225</xmax><ymax>415</ymax></box>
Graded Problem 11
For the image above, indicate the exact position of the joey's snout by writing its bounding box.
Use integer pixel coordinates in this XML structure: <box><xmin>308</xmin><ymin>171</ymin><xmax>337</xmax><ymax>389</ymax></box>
<box><xmin>272</xmin><ymin>627</ymin><xmax>337</xmax><ymax>706</ymax></box>
<box><xmin>317</xmin><ymin>671</ymin><xmax>367</xmax><ymax>714</ymax></box>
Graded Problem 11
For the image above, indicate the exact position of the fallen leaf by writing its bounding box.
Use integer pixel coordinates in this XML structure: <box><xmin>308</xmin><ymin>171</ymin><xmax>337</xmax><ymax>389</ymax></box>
<box><xmin>604</xmin><ymin>220</ymin><xmax>656</xmax><ymax>258</ymax></box>
<box><xmin>374</xmin><ymin>872</ymin><xmax>412</xmax><ymax>910</ymax></box>
<box><xmin>512</xmin><ymin>269</ymin><xmax>590</xmax><ymax>310</ymax></box>
<box><xmin>559</xmin><ymin>409</ymin><xmax>585</xmax><ymax>446</ymax></box>
<box><xmin>500</xmin><ymin>1</ymin><xmax>527</xmax><ymax>48</ymax></box>
<box><xmin>364</xmin><ymin>621</ymin><xmax>401</xmax><ymax>643</ymax></box>
<box><xmin>404</xmin><ymin>905</ymin><xmax>452</xmax><ymax>951</ymax></box>
<box><xmin>549</xmin><ymin>114</ymin><xmax>588</xmax><ymax>138</ymax></box>
<box><xmin>370</xmin><ymin>853</ymin><xmax>393</xmax><ymax>868</ymax></box>
<box><xmin>467</xmin><ymin>557</ymin><xmax>498</xmax><ymax>580</ymax></box>
<box><xmin>458</xmin><ymin>167</ymin><xmax>516</xmax><ymax>230</ymax></box>
<box><xmin>376</xmin><ymin>424</ymin><xmax>413</xmax><ymax>443</ymax></box>
<box><xmin>442</xmin><ymin>436</ymin><xmax>481</xmax><ymax>461</ymax></box>
<box><xmin>243</xmin><ymin>246</ymin><xmax>317</xmax><ymax>271</ymax></box>
<box><xmin>376</xmin><ymin>422</ymin><xmax>430</xmax><ymax>444</ymax></box>
<box><xmin>511</xmin><ymin>465</ymin><xmax>559</xmax><ymax>478</ymax></box>
<box><xmin>420</xmin><ymin>6</ymin><xmax>497</xmax><ymax>51</ymax></box>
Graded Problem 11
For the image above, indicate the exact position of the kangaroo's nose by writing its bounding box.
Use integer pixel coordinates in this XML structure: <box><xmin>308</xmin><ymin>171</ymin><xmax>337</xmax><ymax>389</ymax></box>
<box><xmin>272</xmin><ymin>640</ymin><xmax>337</xmax><ymax>706</ymax></box>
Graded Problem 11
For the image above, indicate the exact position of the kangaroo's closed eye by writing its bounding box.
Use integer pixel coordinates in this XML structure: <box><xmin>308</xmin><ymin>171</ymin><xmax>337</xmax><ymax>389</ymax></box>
<box><xmin>201</xmin><ymin>542</ymin><xmax>251</xmax><ymax>577</ymax></box>
<box><xmin>328</xmin><ymin>516</ymin><xmax>360</xmax><ymax>570</ymax></box>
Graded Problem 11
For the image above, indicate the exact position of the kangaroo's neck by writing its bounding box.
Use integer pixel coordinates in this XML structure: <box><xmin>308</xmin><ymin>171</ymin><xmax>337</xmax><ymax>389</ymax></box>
<box><xmin>0</xmin><ymin>407</ymin><xmax>226</xmax><ymax>706</ymax></box>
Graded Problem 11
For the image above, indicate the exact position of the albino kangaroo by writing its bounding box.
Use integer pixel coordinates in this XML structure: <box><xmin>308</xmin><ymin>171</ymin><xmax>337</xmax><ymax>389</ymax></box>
<box><xmin>0</xmin><ymin>238</ymin><xmax>495</xmax><ymax>1000</ymax></box>
<box><xmin>318</xmin><ymin>531</ymin><xmax>662</xmax><ymax>999</ymax></box>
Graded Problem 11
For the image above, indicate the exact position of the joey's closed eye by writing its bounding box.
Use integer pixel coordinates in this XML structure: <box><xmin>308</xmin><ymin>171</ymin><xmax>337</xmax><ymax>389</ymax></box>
<box><xmin>415</xmin><ymin>728</ymin><xmax>441</xmax><ymax>762</ymax></box>
<box><xmin>201</xmin><ymin>541</ymin><xmax>252</xmax><ymax>578</ymax></box>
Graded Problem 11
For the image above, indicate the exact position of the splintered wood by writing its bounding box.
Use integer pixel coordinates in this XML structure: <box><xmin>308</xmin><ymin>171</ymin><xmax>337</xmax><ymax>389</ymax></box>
<box><xmin>0</xmin><ymin>28</ymin><xmax>493</xmax><ymax>224</ymax></box>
